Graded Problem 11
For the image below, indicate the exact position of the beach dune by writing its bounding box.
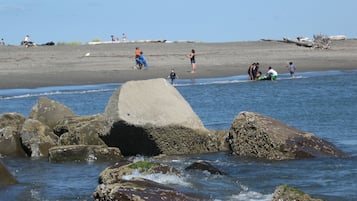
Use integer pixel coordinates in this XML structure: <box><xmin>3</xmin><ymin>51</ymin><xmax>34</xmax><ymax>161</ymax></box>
<box><xmin>0</xmin><ymin>40</ymin><xmax>356</xmax><ymax>89</ymax></box>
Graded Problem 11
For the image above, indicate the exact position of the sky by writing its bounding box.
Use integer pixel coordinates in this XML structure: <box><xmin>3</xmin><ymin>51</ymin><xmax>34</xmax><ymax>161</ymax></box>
<box><xmin>1</xmin><ymin>0</ymin><xmax>356</xmax><ymax>45</ymax></box>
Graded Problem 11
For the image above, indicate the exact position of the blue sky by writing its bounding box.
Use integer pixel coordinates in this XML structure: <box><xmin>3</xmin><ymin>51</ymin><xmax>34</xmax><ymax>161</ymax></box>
<box><xmin>1</xmin><ymin>0</ymin><xmax>356</xmax><ymax>45</ymax></box>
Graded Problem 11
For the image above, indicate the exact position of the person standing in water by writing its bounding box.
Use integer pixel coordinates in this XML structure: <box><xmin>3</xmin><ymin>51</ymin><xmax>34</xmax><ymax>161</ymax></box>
<box><xmin>187</xmin><ymin>49</ymin><xmax>196</xmax><ymax>73</ymax></box>
<box><xmin>287</xmin><ymin>61</ymin><xmax>296</xmax><ymax>78</ymax></box>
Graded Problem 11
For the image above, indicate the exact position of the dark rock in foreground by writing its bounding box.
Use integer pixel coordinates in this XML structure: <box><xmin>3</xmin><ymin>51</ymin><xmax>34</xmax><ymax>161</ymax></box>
<box><xmin>271</xmin><ymin>184</ymin><xmax>323</xmax><ymax>201</ymax></box>
<box><xmin>0</xmin><ymin>161</ymin><xmax>18</xmax><ymax>188</ymax></box>
<box><xmin>94</xmin><ymin>161</ymin><xmax>205</xmax><ymax>201</ymax></box>
<box><xmin>185</xmin><ymin>160</ymin><xmax>226</xmax><ymax>175</ymax></box>
<box><xmin>228</xmin><ymin>112</ymin><xmax>347</xmax><ymax>160</ymax></box>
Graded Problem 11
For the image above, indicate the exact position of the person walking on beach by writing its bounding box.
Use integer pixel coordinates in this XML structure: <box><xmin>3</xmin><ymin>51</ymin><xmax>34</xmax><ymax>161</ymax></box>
<box><xmin>168</xmin><ymin>68</ymin><xmax>178</xmax><ymax>85</ymax></box>
<box><xmin>287</xmin><ymin>61</ymin><xmax>296</xmax><ymax>78</ymax></box>
<box><xmin>187</xmin><ymin>49</ymin><xmax>196</xmax><ymax>73</ymax></box>
<box><xmin>0</xmin><ymin>38</ymin><xmax>5</xmax><ymax>46</ymax></box>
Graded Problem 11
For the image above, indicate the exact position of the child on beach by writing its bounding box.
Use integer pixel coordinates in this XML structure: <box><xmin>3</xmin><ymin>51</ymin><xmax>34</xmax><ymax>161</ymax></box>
<box><xmin>287</xmin><ymin>62</ymin><xmax>296</xmax><ymax>78</ymax></box>
<box><xmin>168</xmin><ymin>69</ymin><xmax>178</xmax><ymax>85</ymax></box>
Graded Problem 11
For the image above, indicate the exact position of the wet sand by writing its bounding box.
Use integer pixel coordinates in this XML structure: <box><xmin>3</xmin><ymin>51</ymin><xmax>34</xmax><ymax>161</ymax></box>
<box><xmin>0</xmin><ymin>40</ymin><xmax>356</xmax><ymax>89</ymax></box>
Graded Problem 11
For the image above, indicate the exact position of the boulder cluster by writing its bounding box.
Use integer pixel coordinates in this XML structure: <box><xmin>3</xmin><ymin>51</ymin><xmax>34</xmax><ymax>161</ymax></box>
<box><xmin>0</xmin><ymin>78</ymin><xmax>347</xmax><ymax>200</ymax></box>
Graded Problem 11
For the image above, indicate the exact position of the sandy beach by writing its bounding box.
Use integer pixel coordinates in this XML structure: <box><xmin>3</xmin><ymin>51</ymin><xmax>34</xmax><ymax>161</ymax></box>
<box><xmin>0</xmin><ymin>40</ymin><xmax>356</xmax><ymax>89</ymax></box>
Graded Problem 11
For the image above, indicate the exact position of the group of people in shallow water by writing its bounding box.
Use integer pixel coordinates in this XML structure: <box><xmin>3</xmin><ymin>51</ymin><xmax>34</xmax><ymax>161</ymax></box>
<box><xmin>248</xmin><ymin>61</ymin><xmax>295</xmax><ymax>81</ymax></box>
<box><xmin>248</xmin><ymin>62</ymin><xmax>278</xmax><ymax>81</ymax></box>
<box><xmin>131</xmin><ymin>47</ymin><xmax>296</xmax><ymax>84</ymax></box>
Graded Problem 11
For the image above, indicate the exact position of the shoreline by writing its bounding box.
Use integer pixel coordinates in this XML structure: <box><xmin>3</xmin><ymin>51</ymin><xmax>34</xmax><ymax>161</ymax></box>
<box><xmin>1</xmin><ymin>69</ymin><xmax>355</xmax><ymax>92</ymax></box>
<box><xmin>1</xmin><ymin>40</ymin><xmax>356</xmax><ymax>89</ymax></box>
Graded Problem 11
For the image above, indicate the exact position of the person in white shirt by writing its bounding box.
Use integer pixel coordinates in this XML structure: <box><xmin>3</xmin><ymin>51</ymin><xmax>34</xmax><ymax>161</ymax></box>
<box><xmin>266</xmin><ymin>66</ymin><xmax>278</xmax><ymax>80</ymax></box>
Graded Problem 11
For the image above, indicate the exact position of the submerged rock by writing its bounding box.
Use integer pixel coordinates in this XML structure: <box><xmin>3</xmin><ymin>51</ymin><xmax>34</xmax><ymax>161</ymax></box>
<box><xmin>228</xmin><ymin>111</ymin><xmax>347</xmax><ymax>160</ymax></box>
<box><xmin>271</xmin><ymin>184</ymin><xmax>323</xmax><ymax>201</ymax></box>
<box><xmin>0</xmin><ymin>113</ymin><xmax>27</xmax><ymax>157</ymax></box>
<box><xmin>48</xmin><ymin>145</ymin><xmax>122</xmax><ymax>163</ymax></box>
<box><xmin>102</xmin><ymin>78</ymin><xmax>222</xmax><ymax>156</ymax></box>
<box><xmin>0</xmin><ymin>161</ymin><xmax>18</xmax><ymax>188</ymax></box>
<box><xmin>185</xmin><ymin>160</ymin><xmax>226</xmax><ymax>175</ymax></box>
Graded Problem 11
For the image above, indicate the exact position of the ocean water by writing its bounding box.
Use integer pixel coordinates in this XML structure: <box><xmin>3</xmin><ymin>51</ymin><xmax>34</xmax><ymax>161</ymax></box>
<box><xmin>0</xmin><ymin>70</ymin><xmax>356</xmax><ymax>201</ymax></box>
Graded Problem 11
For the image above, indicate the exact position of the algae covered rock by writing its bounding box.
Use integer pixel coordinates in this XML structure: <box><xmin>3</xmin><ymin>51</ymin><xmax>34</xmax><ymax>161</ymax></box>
<box><xmin>271</xmin><ymin>184</ymin><xmax>323</xmax><ymax>201</ymax></box>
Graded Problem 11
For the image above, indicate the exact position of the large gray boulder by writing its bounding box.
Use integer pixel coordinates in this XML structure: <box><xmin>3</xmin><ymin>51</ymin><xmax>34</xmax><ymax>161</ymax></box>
<box><xmin>102</xmin><ymin>78</ymin><xmax>221</xmax><ymax>156</ymax></box>
<box><xmin>228</xmin><ymin>112</ymin><xmax>347</xmax><ymax>160</ymax></box>
<box><xmin>20</xmin><ymin>119</ymin><xmax>59</xmax><ymax>158</ymax></box>
<box><xmin>29</xmin><ymin>97</ymin><xmax>76</xmax><ymax>130</ymax></box>
<box><xmin>105</xmin><ymin>78</ymin><xmax>205</xmax><ymax>129</ymax></box>
<box><xmin>0</xmin><ymin>113</ymin><xmax>27</xmax><ymax>157</ymax></box>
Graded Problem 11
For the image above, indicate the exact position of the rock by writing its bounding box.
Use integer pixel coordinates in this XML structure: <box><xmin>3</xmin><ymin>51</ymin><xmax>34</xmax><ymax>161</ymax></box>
<box><xmin>0</xmin><ymin>161</ymin><xmax>18</xmax><ymax>188</ymax></box>
<box><xmin>94</xmin><ymin>178</ymin><xmax>205</xmax><ymax>201</ymax></box>
<box><xmin>20</xmin><ymin>119</ymin><xmax>59</xmax><ymax>158</ymax></box>
<box><xmin>185</xmin><ymin>160</ymin><xmax>225</xmax><ymax>175</ymax></box>
<box><xmin>29</xmin><ymin>97</ymin><xmax>76</xmax><ymax>129</ymax></box>
<box><xmin>48</xmin><ymin>145</ymin><xmax>123</xmax><ymax>163</ymax></box>
<box><xmin>94</xmin><ymin>161</ymin><xmax>205</xmax><ymax>201</ymax></box>
<box><xmin>0</xmin><ymin>113</ymin><xmax>27</xmax><ymax>157</ymax></box>
<box><xmin>271</xmin><ymin>184</ymin><xmax>323</xmax><ymax>201</ymax></box>
<box><xmin>102</xmin><ymin>78</ymin><xmax>221</xmax><ymax>156</ymax></box>
<box><xmin>98</xmin><ymin>161</ymin><xmax>181</xmax><ymax>185</ymax></box>
<box><xmin>53</xmin><ymin>114</ymin><xmax>107</xmax><ymax>146</ymax></box>
<box><xmin>228</xmin><ymin>112</ymin><xmax>347</xmax><ymax>160</ymax></box>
